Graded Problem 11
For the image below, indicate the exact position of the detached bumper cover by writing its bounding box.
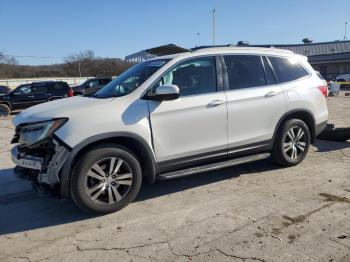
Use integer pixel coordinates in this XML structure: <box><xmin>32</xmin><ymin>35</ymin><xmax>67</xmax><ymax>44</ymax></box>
<box><xmin>11</xmin><ymin>141</ymin><xmax>70</xmax><ymax>186</ymax></box>
<box><xmin>11</xmin><ymin>146</ymin><xmax>43</xmax><ymax>170</ymax></box>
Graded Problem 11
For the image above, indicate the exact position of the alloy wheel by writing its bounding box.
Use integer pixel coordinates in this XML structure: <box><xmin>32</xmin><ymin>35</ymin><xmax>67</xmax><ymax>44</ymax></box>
<box><xmin>0</xmin><ymin>105</ymin><xmax>9</xmax><ymax>117</ymax></box>
<box><xmin>84</xmin><ymin>157</ymin><xmax>133</xmax><ymax>205</ymax></box>
<box><xmin>283</xmin><ymin>126</ymin><xmax>307</xmax><ymax>160</ymax></box>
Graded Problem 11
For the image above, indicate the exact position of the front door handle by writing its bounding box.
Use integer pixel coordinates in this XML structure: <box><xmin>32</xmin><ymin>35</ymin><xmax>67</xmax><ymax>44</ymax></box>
<box><xmin>207</xmin><ymin>99</ymin><xmax>223</xmax><ymax>108</ymax></box>
<box><xmin>265</xmin><ymin>91</ymin><xmax>279</xmax><ymax>98</ymax></box>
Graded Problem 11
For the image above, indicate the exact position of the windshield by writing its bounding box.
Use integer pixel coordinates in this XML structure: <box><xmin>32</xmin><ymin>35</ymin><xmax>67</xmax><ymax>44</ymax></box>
<box><xmin>94</xmin><ymin>59</ymin><xmax>170</xmax><ymax>98</ymax></box>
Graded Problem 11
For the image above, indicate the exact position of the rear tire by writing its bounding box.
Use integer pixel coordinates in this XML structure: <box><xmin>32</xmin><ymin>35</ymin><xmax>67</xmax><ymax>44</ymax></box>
<box><xmin>271</xmin><ymin>119</ymin><xmax>311</xmax><ymax>167</ymax></box>
<box><xmin>70</xmin><ymin>144</ymin><xmax>142</xmax><ymax>214</ymax></box>
<box><xmin>0</xmin><ymin>104</ymin><xmax>11</xmax><ymax>117</ymax></box>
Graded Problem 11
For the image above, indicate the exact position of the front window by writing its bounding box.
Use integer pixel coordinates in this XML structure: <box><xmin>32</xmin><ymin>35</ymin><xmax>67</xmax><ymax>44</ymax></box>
<box><xmin>155</xmin><ymin>57</ymin><xmax>217</xmax><ymax>97</ymax></box>
<box><xmin>94</xmin><ymin>59</ymin><xmax>170</xmax><ymax>98</ymax></box>
<box><xmin>15</xmin><ymin>85</ymin><xmax>33</xmax><ymax>95</ymax></box>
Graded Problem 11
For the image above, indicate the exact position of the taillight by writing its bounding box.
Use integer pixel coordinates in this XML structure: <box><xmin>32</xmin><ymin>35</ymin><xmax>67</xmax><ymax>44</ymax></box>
<box><xmin>68</xmin><ymin>89</ymin><xmax>74</xmax><ymax>97</ymax></box>
<box><xmin>318</xmin><ymin>86</ymin><xmax>328</xmax><ymax>97</ymax></box>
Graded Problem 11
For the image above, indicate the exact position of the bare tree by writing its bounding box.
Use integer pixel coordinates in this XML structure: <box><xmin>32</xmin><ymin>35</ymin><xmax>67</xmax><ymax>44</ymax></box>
<box><xmin>0</xmin><ymin>52</ymin><xmax>17</xmax><ymax>65</ymax></box>
<box><xmin>0</xmin><ymin>50</ymin><xmax>133</xmax><ymax>79</ymax></box>
<box><xmin>63</xmin><ymin>50</ymin><xmax>96</xmax><ymax>77</ymax></box>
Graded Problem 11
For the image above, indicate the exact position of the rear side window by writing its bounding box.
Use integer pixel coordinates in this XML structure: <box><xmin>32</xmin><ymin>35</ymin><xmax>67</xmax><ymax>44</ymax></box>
<box><xmin>268</xmin><ymin>56</ymin><xmax>309</xmax><ymax>83</ymax></box>
<box><xmin>224</xmin><ymin>55</ymin><xmax>266</xmax><ymax>90</ymax></box>
<box><xmin>49</xmin><ymin>83</ymin><xmax>66</xmax><ymax>94</ymax></box>
<box><xmin>32</xmin><ymin>83</ymin><xmax>48</xmax><ymax>93</ymax></box>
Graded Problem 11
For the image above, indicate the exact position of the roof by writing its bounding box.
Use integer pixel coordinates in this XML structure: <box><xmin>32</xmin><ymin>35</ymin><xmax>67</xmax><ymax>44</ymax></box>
<box><xmin>152</xmin><ymin>46</ymin><xmax>304</xmax><ymax>64</ymax></box>
<box><xmin>254</xmin><ymin>40</ymin><xmax>350</xmax><ymax>56</ymax></box>
<box><xmin>192</xmin><ymin>46</ymin><xmax>294</xmax><ymax>55</ymax></box>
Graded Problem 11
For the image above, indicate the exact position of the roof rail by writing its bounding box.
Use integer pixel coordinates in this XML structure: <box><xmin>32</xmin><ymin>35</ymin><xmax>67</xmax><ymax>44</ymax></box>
<box><xmin>191</xmin><ymin>45</ymin><xmax>294</xmax><ymax>54</ymax></box>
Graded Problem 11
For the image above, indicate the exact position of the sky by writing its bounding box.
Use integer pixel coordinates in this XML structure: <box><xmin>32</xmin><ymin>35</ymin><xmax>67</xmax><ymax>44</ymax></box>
<box><xmin>1</xmin><ymin>0</ymin><xmax>349</xmax><ymax>65</ymax></box>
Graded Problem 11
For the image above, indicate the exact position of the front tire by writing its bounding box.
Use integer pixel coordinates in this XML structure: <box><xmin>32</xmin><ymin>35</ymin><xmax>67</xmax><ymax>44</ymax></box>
<box><xmin>0</xmin><ymin>104</ymin><xmax>11</xmax><ymax>117</ymax></box>
<box><xmin>271</xmin><ymin>119</ymin><xmax>311</xmax><ymax>167</ymax></box>
<box><xmin>70</xmin><ymin>145</ymin><xmax>142</xmax><ymax>214</ymax></box>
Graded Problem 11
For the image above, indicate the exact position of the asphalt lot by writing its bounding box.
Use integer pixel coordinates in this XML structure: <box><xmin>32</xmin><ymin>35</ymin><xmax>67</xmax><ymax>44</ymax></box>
<box><xmin>0</xmin><ymin>94</ymin><xmax>349</xmax><ymax>262</ymax></box>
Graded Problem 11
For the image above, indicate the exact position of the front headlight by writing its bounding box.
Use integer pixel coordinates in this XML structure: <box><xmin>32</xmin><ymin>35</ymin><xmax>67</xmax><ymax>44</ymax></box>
<box><xmin>19</xmin><ymin>118</ymin><xmax>68</xmax><ymax>147</ymax></box>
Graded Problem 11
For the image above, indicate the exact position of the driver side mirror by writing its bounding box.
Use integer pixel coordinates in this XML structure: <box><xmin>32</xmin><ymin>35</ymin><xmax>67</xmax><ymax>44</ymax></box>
<box><xmin>145</xmin><ymin>85</ymin><xmax>180</xmax><ymax>101</ymax></box>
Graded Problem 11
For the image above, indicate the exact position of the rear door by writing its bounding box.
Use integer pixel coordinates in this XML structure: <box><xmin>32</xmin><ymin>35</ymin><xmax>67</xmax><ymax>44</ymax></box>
<box><xmin>30</xmin><ymin>83</ymin><xmax>49</xmax><ymax>105</ymax></box>
<box><xmin>223</xmin><ymin>55</ymin><xmax>287</xmax><ymax>153</ymax></box>
<box><xmin>48</xmin><ymin>82</ymin><xmax>69</xmax><ymax>99</ymax></box>
<box><xmin>148</xmin><ymin>56</ymin><xmax>228</xmax><ymax>168</ymax></box>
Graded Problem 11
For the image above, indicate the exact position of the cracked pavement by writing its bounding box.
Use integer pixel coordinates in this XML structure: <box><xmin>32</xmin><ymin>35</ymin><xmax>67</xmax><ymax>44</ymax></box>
<box><xmin>0</xmin><ymin>94</ymin><xmax>349</xmax><ymax>262</ymax></box>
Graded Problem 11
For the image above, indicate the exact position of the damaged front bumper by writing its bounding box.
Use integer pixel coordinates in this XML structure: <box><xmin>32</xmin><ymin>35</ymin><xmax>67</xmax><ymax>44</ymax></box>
<box><xmin>11</xmin><ymin>139</ymin><xmax>70</xmax><ymax>186</ymax></box>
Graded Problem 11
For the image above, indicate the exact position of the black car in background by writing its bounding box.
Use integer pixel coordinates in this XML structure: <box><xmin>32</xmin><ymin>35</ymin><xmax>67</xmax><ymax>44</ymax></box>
<box><xmin>0</xmin><ymin>85</ymin><xmax>11</xmax><ymax>95</ymax></box>
<box><xmin>72</xmin><ymin>77</ymin><xmax>112</xmax><ymax>96</ymax></box>
<box><xmin>0</xmin><ymin>81</ymin><xmax>73</xmax><ymax>117</ymax></box>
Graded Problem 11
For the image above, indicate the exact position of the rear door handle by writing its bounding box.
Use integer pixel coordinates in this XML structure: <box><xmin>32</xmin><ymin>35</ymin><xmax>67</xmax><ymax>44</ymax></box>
<box><xmin>207</xmin><ymin>99</ymin><xmax>223</xmax><ymax>107</ymax></box>
<box><xmin>265</xmin><ymin>91</ymin><xmax>279</xmax><ymax>98</ymax></box>
<box><xmin>27</xmin><ymin>95</ymin><xmax>34</xmax><ymax>98</ymax></box>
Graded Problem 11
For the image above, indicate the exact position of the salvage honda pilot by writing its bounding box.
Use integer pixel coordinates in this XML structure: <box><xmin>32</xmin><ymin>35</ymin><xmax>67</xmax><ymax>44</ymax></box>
<box><xmin>11</xmin><ymin>47</ymin><xmax>328</xmax><ymax>214</ymax></box>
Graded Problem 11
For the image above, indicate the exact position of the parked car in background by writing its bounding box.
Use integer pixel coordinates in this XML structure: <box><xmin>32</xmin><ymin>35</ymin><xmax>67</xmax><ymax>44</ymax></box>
<box><xmin>0</xmin><ymin>85</ymin><xmax>11</xmax><ymax>95</ymax></box>
<box><xmin>336</xmin><ymin>73</ymin><xmax>350</xmax><ymax>82</ymax></box>
<box><xmin>0</xmin><ymin>81</ymin><xmax>73</xmax><ymax>117</ymax></box>
<box><xmin>72</xmin><ymin>77</ymin><xmax>112</xmax><ymax>96</ymax></box>
<box><xmin>10</xmin><ymin>47</ymin><xmax>328</xmax><ymax>214</ymax></box>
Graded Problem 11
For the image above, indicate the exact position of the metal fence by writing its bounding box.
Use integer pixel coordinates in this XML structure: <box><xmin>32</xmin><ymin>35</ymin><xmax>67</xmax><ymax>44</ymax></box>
<box><xmin>0</xmin><ymin>77</ymin><xmax>93</xmax><ymax>89</ymax></box>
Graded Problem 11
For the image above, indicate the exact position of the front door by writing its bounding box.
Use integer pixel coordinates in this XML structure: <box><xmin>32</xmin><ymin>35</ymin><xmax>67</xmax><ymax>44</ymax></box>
<box><xmin>11</xmin><ymin>83</ymin><xmax>49</xmax><ymax>110</ymax></box>
<box><xmin>148</xmin><ymin>56</ymin><xmax>228</xmax><ymax>168</ymax></box>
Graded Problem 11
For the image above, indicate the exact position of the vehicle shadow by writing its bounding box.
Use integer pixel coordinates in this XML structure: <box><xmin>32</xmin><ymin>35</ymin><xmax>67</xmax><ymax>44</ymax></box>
<box><xmin>1</xmin><ymin>139</ymin><xmax>348</xmax><ymax>236</ymax></box>
<box><xmin>315</xmin><ymin>139</ymin><xmax>350</xmax><ymax>153</ymax></box>
<box><xmin>0</xmin><ymin>159</ymin><xmax>278</xmax><ymax>236</ymax></box>
<box><xmin>0</xmin><ymin>168</ymin><xmax>92</xmax><ymax>235</ymax></box>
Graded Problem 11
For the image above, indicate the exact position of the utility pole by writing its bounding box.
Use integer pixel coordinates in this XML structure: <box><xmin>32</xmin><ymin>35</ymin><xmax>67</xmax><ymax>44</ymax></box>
<box><xmin>212</xmin><ymin>9</ymin><xmax>216</xmax><ymax>46</ymax></box>
<box><xmin>344</xmin><ymin>22</ymin><xmax>348</xmax><ymax>40</ymax></box>
<box><xmin>77</xmin><ymin>59</ymin><xmax>82</xmax><ymax>77</ymax></box>
<box><xmin>196</xmin><ymin>32</ymin><xmax>200</xmax><ymax>47</ymax></box>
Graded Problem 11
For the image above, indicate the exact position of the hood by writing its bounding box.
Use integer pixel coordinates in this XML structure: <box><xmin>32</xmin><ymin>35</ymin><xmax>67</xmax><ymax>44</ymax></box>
<box><xmin>13</xmin><ymin>96</ymin><xmax>114</xmax><ymax>126</ymax></box>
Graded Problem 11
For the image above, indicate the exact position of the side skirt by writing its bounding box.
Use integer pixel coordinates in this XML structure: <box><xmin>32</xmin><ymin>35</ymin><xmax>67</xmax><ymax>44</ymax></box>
<box><xmin>157</xmin><ymin>153</ymin><xmax>270</xmax><ymax>180</ymax></box>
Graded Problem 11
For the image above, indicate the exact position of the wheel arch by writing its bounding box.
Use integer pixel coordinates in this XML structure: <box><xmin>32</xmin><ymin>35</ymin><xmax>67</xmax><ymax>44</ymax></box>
<box><xmin>59</xmin><ymin>132</ymin><xmax>157</xmax><ymax>198</ymax></box>
<box><xmin>0</xmin><ymin>101</ymin><xmax>12</xmax><ymax>110</ymax></box>
<box><xmin>273</xmin><ymin>109</ymin><xmax>316</xmax><ymax>144</ymax></box>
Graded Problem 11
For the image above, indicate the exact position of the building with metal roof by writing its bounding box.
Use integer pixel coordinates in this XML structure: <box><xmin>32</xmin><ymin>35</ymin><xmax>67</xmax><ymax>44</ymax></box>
<box><xmin>255</xmin><ymin>41</ymin><xmax>350</xmax><ymax>79</ymax></box>
<box><xmin>125</xmin><ymin>40</ymin><xmax>350</xmax><ymax>80</ymax></box>
<box><xmin>125</xmin><ymin>44</ymin><xmax>190</xmax><ymax>63</ymax></box>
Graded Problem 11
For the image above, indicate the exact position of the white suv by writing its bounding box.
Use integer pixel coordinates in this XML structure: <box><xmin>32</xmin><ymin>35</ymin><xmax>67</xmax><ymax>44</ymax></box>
<box><xmin>11</xmin><ymin>47</ymin><xmax>328</xmax><ymax>214</ymax></box>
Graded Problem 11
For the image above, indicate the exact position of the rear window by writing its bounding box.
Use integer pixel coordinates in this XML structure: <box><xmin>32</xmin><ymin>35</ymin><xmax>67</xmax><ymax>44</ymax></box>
<box><xmin>268</xmin><ymin>56</ymin><xmax>309</xmax><ymax>83</ymax></box>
